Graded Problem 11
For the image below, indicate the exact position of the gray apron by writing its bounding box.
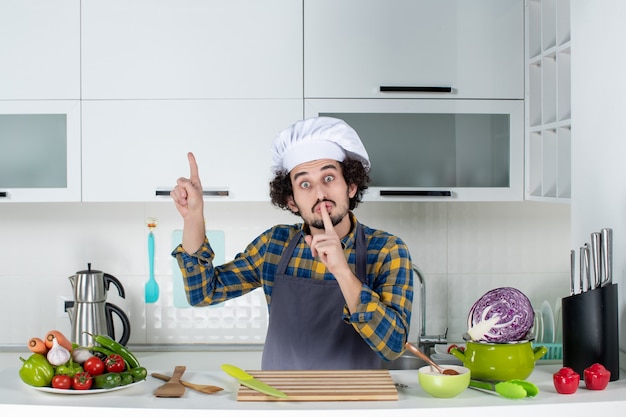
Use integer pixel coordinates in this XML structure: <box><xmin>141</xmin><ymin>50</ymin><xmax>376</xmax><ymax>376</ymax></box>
<box><xmin>261</xmin><ymin>222</ymin><xmax>380</xmax><ymax>370</ymax></box>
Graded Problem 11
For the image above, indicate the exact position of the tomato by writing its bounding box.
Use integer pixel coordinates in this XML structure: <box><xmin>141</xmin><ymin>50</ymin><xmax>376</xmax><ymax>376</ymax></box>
<box><xmin>105</xmin><ymin>354</ymin><xmax>125</xmax><ymax>373</ymax></box>
<box><xmin>51</xmin><ymin>374</ymin><xmax>72</xmax><ymax>390</ymax></box>
<box><xmin>553</xmin><ymin>367</ymin><xmax>580</xmax><ymax>394</ymax></box>
<box><xmin>72</xmin><ymin>371</ymin><xmax>93</xmax><ymax>390</ymax></box>
<box><xmin>83</xmin><ymin>356</ymin><xmax>105</xmax><ymax>376</ymax></box>
<box><xmin>584</xmin><ymin>363</ymin><xmax>611</xmax><ymax>390</ymax></box>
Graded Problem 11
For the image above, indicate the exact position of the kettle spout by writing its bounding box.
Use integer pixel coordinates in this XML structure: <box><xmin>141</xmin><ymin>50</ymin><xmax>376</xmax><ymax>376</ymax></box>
<box><xmin>68</xmin><ymin>274</ymin><xmax>76</xmax><ymax>289</ymax></box>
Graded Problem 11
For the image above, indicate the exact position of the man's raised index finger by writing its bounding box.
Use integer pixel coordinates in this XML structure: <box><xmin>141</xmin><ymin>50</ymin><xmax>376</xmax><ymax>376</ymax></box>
<box><xmin>187</xmin><ymin>152</ymin><xmax>200</xmax><ymax>180</ymax></box>
<box><xmin>320</xmin><ymin>203</ymin><xmax>335</xmax><ymax>233</ymax></box>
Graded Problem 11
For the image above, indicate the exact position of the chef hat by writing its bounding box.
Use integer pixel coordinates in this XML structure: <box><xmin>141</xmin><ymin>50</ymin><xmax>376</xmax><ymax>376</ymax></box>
<box><xmin>271</xmin><ymin>117</ymin><xmax>370</xmax><ymax>174</ymax></box>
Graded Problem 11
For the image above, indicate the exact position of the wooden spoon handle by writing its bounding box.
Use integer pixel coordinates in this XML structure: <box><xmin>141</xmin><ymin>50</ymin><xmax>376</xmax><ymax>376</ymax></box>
<box><xmin>169</xmin><ymin>365</ymin><xmax>186</xmax><ymax>384</ymax></box>
<box><xmin>404</xmin><ymin>342</ymin><xmax>459</xmax><ymax>375</ymax></box>
<box><xmin>151</xmin><ymin>373</ymin><xmax>223</xmax><ymax>394</ymax></box>
<box><xmin>404</xmin><ymin>342</ymin><xmax>443</xmax><ymax>372</ymax></box>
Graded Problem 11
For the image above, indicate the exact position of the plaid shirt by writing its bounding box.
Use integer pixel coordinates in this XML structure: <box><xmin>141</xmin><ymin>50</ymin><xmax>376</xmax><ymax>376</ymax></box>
<box><xmin>172</xmin><ymin>213</ymin><xmax>413</xmax><ymax>361</ymax></box>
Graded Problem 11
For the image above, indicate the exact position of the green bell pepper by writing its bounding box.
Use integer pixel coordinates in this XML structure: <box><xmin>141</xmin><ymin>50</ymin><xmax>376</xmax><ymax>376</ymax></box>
<box><xmin>55</xmin><ymin>362</ymin><xmax>83</xmax><ymax>377</ymax></box>
<box><xmin>19</xmin><ymin>353</ymin><xmax>54</xmax><ymax>387</ymax></box>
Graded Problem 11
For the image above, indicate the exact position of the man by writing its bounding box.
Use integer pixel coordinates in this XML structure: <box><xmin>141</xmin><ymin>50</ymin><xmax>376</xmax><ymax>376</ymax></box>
<box><xmin>171</xmin><ymin>117</ymin><xmax>413</xmax><ymax>370</ymax></box>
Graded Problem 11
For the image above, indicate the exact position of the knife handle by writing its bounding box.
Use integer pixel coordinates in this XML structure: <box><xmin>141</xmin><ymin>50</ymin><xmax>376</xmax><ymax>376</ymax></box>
<box><xmin>591</xmin><ymin>232</ymin><xmax>602</xmax><ymax>289</ymax></box>
<box><xmin>584</xmin><ymin>244</ymin><xmax>591</xmax><ymax>291</ymax></box>
<box><xmin>601</xmin><ymin>228</ymin><xmax>613</xmax><ymax>286</ymax></box>
<box><xmin>570</xmin><ymin>250</ymin><xmax>576</xmax><ymax>295</ymax></box>
<box><xmin>579</xmin><ymin>246</ymin><xmax>585</xmax><ymax>293</ymax></box>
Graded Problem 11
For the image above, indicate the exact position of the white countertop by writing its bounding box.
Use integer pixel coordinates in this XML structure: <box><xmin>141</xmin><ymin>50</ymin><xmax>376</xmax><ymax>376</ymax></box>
<box><xmin>2</xmin><ymin>349</ymin><xmax>625</xmax><ymax>417</ymax></box>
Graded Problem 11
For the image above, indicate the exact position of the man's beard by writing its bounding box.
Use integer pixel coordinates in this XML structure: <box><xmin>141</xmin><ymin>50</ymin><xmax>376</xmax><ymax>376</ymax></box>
<box><xmin>302</xmin><ymin>199</ymin><xmax>346</xmax><ymax>230</ymax></box>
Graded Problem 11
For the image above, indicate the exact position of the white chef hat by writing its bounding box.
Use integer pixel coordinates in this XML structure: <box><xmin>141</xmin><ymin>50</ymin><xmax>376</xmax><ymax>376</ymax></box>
<box><xmin>271</xmin><ymin>117</ymin><xmax>370</xmax><ymax>174</ymax></box>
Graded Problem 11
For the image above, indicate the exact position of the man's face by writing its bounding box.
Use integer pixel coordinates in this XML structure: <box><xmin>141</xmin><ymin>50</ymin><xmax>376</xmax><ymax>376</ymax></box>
<box><xmin>287</xmin><ymin>159</ymin><xmax>357</xmax><ymax>230</ymax></box>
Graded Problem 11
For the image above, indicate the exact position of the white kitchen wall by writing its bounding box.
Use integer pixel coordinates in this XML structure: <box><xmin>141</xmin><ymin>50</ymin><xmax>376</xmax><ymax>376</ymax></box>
<box><xmin>0</xmin><ymin>200</ymin><xmax>570</xmax><ymax>347</ymax></box>
<box><xmin>571</xmin><ymin>0</ymin><xmax>626</xmax><ymax>368</ymax></box>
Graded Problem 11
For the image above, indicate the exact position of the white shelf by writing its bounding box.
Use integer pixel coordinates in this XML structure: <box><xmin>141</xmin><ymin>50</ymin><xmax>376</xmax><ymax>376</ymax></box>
<box><xmin>525</xmin><ymin>0</ymin><xmax>571</xmax><ymax>202</ymax></box>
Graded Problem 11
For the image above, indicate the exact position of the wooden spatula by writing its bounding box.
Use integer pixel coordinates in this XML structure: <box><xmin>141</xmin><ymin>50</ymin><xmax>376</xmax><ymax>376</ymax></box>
<box><xmin>151</xmin><ymin>372</ymin><xmax>223</xmax><ymax>394</ymax></box>
<box><xmin>154</xmin><ymin>365</ymin><xmax>186</xmax><ymax>397</ymax></box>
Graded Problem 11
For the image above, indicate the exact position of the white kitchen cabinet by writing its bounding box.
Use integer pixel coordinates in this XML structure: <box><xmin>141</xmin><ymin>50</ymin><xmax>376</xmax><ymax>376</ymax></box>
<box><xmin>0</xmin><ymin>101</ymin><xmax>81</xmax><ymax>202</ymax></box>
<box><xmin>0</xmin><ymin>0</ymin><xmax>80</xmax><ymax>100</ymax></box>
<box><xmin>81</xmin><ymin>99</ymin><xmax>302</xmax><ymax>202</ymax></box>
<box><xmin>81</xmin><ymin>0</ymin><xmax>302</xmax><ymax>100</ymax></box>
<box><xmin>306</xmin><ymin>99</ymin><xmax>525</xmax><ymax>202</ymax></box>
<box><xmin>525</xmin><ymin>0</ymin><xmax>571</xmax><ymax>201</ymax></box>
<box><xmin>304</xmin><ymin>0</ymin><xmax>524</xmax><ymax>100</ymax></box>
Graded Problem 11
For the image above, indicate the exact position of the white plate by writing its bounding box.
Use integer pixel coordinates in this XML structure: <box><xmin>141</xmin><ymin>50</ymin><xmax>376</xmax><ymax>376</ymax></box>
<box><xmin>541</xmin><ymin>300</ymin><xmax>555</xmax><ymax>344</ymax></box>
<box><xmin>554</xmin><ymin>298</ymin><xmax>562</xmax><ymax>343</ymax></box>
<box><xmin>28</xmin><ymin>379</ymin><xmax>144</xmax><ymax>395</ymax></box>
<box><xmin>430</xmin><ymin>353</ymin><xmax>463</xmax><ymax>365</ymax></box>
<box><xmin>532</xmin><ymin>309</ymin><xmax>543</xmax><ymax>342</ymax></box>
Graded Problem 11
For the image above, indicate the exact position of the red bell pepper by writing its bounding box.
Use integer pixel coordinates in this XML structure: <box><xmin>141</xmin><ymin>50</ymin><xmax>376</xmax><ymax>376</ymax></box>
<box><xmin>584</xmin><ymin>363</ymin><xmax>611</xmax><ymax>390</ymax></box>
<box><xmin>553</xmin><ymin>367</ymin><xmax>580</xmax><ymax>394</ymax></box>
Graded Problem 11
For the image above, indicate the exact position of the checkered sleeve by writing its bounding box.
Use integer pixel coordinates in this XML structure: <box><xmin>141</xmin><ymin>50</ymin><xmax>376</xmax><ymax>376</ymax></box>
<box><xmin>172</xmin><ymin>235</ymin><xmax>266</xmax><ymax>306</ymax></box>
<box><xmin>343</xmin><ymin>234</ymin><xmax>414</xmax><ymax>361</ymax></box>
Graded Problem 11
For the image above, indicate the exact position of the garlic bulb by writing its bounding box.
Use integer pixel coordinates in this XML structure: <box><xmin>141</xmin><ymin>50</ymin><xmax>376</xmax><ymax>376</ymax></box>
<box><xmin>71</xmin><ymin>347</ymin><xmax>94</xmax><ymax>364</ymax></box>
<box><xmin>47</xmin><ymin>337</ymin><xmax>71</xmax><ymax>366</ymax></box>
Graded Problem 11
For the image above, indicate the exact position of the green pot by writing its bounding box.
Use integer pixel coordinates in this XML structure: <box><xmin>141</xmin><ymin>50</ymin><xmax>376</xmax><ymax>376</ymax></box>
<box><xmin>449</xmin><ymin>341</ymin><xmax>547</xmax><ymax>381</ymax></box>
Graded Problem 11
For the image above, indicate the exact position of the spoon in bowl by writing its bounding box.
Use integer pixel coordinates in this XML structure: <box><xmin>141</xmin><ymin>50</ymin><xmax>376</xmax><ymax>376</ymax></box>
<box><xmin>404</xmin><ymin>342</ymin><xmax>460</xmax><ymax>375</ymax></box>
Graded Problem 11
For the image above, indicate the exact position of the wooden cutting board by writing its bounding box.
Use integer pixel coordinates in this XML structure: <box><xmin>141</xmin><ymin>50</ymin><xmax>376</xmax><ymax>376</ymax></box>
<box><xmin>236</xmin><ymin>369</ymin><xmax>398</xmax><ymax>402</ymax></box>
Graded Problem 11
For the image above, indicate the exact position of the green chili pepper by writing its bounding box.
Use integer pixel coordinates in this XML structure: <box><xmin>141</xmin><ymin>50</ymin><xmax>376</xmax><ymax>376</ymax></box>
<box><xmin>85</xmin><ymin>332</ymin><xmax>141</xmax><ymax>369</ymax></box>
<box><xmin>19</xmin><ymin>353</ymin><xmax>54</xmax><ymax>387</ymax></box>
<box><xmin>89</xmin><ymin>345</ymin><xmax>116</xmax><ymax>358</ymax></box>
<box><xmin>94</xmin><ymin>372</ymin><xmax>122</xmax><ymax>389</ymax></box>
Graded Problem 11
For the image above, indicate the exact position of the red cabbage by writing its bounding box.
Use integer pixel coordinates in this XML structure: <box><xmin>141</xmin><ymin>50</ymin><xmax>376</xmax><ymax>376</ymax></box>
<box><xmin>467</xmin><ymin>287</ymin><xmax>535</xmax><ymax>343</ymax></box>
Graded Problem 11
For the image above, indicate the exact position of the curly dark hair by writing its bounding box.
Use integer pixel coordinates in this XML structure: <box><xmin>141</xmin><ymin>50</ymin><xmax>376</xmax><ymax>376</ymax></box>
<box><xmin>269</xmin><ymin>158</ymin><xmax>370</xmax><ymax>214</ymax></box>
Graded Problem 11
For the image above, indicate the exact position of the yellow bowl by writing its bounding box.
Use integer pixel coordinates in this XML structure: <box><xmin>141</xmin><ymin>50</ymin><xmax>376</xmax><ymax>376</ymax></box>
<box><xmin>417</xmin><ymin>365</ymin><xmax>471</xmax><ymax>398</ymax></box>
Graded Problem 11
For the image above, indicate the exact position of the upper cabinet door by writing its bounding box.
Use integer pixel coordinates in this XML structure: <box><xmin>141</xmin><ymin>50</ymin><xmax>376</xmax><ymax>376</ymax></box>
<box><xmin>81</xmin><ymin>99</ymin><xmax>302</xmax><ymax>202</ymax></box>
<box><xmin>81</xmin><ymin>0</ymin><xmax>303</xmax><ymax>100</ymax></box>
<box><xmin>0</xmin><ymin>0</ymin><xmax>80</xmax><ymax>99</ymax></box>
<box><xmin>304</xmin><ymin>0</ymin><xmax>524</xmax><ymax>99</ymax></box>
<box><xmin>0</xmin><ymin>100</ymin><xmax>82</xmax><ymax>202</ymax></box>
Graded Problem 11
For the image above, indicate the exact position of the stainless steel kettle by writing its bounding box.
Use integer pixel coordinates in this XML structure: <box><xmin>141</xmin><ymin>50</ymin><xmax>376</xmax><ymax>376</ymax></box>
<box><xmin>65</xmin><ymin>263</ymin><xmax>131</xmax><ymax>347</ymax></box>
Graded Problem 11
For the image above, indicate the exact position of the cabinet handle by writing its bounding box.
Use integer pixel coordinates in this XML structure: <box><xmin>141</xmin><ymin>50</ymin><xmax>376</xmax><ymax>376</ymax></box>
<box><xmin>0</xmin><ymin>191</ymin><xmax>6</xmax><ymax>198</ymax></box>
<box><xmin>380</xmin><ymin>190</ymin><xmax>452</xmax><ymax>197</ymax></box>
<box><xmin>155</xmin><ymin>189</ymin><xmax>229</xmax><ymax>197</ymax></box>
<box><xmin>379</xmin><ymin>86</ymin><xmax>452</xmax><ymax>93</ymax></box>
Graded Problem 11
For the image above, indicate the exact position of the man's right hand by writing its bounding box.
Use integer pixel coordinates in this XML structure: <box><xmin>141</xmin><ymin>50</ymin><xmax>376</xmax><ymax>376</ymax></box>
<box><xmin>171</xmin><ymin>152</ymin><xmax>206</xmax><ymax>254</ymax></box>
<box><xmin>171</xmin><ymin>152</ymin><xmax>204</xmax><ymax>219</ymax></box>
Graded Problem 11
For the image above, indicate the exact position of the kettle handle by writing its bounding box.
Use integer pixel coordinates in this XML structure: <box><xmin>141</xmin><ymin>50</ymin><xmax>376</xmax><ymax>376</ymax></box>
<box><xmin>533</xmin><ymin>345</ymin><xmax>548</xmax><ymax>361</ymax></box>
<box><xmin>104</xmin><ymin>273</ymin><xmax>126</xmax><ymax>299</ymax></box>
<box><xmin>105</xmin><ymin>303</ymin><xmax>131</xmax><ymax>346</ymax></box>
<box><xmin>449</xmin><ymin>347</ymin><xmax>466</xmax><ymax>361</ymax></box>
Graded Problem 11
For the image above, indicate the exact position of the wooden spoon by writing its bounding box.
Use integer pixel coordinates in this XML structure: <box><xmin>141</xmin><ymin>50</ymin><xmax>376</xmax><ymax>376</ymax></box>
<box><xmin>151</xmin><ymin>372</ymin><xmax>223</xmax><ymax>394</ymax></box>
<box><xmin>404</xmin><ymin>342</ymin><xmax>460</xmax><ymax>375</ymax></box>
<box><xmin>154</xmin><ymin>365</ymin><xmax>187</xmax><ymax>397</ymax></box>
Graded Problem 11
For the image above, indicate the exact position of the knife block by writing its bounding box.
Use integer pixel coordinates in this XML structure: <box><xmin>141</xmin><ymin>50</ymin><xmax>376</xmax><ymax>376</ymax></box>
<box><xmin>561</xmin><ymin>283</ymin><xmax>620</xmax><ymax>381</ymax></box>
